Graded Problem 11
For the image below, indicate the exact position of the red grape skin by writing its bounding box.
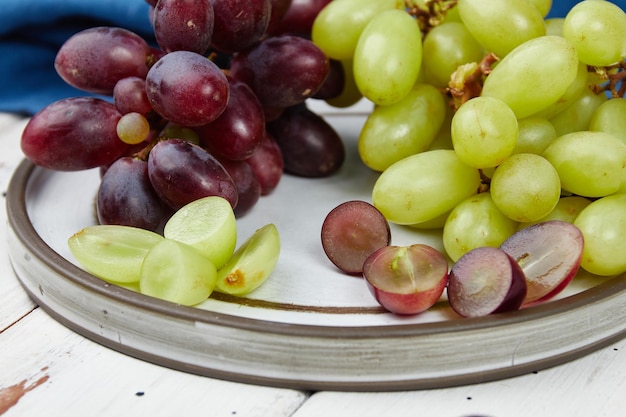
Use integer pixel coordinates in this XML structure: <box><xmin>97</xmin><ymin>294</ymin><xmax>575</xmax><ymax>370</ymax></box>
<box><xmin>210</xmin><ymin>0</ymin><xmax>271</xmax><ymax>53</ymax></box>
<box><xmin>312</xmin><ymin>59</ymin><xmax>344</xmax><ymax>100</ymax></box>
<box><xmin>147</xmin><ymin>138</ymin><xmax>238</xmax><ymax>210</ymax></box>
<box><xmin>266</xmin><ymin>104</ymin><xmax>344</xmax><ymax>177</ymax></box>
<box><xmin>229</xmin><ymin>35</ymin><xmax>329</xmax><ymax>109</ymax></box>
<box><xmin>218</xmin><ymin>159</ymin><xmax>262</xmax><ymax>217</ymax></box>
<box><xmin>21</xmin><ymin>97</ymin><xmax>129</xmax><ymax>171</ymax></box>
<box><xmin>54</xmin><ymin>27</ymin><xmax>153</xmax><ymax>95</ymax></box>
<box><xmin>269</xmin><ymin>0</ymin><xmax>331</xmax><ymax>36</ymax></box>
<box><xmin>245</xmin><ymin>131</ymin><xmax>284</xmax><ymax>195</ymax></box>
<box><xmin>97</xmin><ymin>157</ymin><xmax>172</xmax><ymax>233</ymax></box>
<box><xmin>113</xmin><ymin>77</ymin><xmax>153</xmax><ymax>116</ymax></box>
<box><xmin>153</xmin><ymin>0</ymin><xmax>214</xmax><ymax>54</ymax></box>
<box><xmin>266</xmin><ymin>0</ymin><xmax>293</xmax><ymax>35</ymax></box>
<box><xmin>195</xmin><ymin>78</ymin><xmax>265</xmax><ymax>161</ymax></box>
<box><xmin>145</xmin><ymin>50</ymin><xmax>230</xmax><ymax>127</ymax></box>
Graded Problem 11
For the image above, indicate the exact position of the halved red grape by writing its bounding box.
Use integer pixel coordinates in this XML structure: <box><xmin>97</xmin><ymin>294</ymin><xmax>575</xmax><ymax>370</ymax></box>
<box><xmin>321</xmin><ymin>200</ymin><xmax>391</xmax><ymax>275</ymax></box>
<box><xmin>447</xmin><ymin>247</ymin><xmax>527</xmax><ymax>318</ymax></box>
<box><xmin>500</xmin><ymin>220</ymin><xmax>584</xmax><ymax>306</ymax></box>
<box><xmin>363</xmin><ymin>244</ymin><xmax>449</xmax><ymax>315</ymax></box>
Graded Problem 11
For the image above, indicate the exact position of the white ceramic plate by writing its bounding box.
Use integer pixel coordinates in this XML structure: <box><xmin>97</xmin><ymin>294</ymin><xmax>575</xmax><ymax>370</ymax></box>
<box><xmin>7</xmin><ymin>108</ymin><xmax>626</xmax><ymax>391</ymax></box>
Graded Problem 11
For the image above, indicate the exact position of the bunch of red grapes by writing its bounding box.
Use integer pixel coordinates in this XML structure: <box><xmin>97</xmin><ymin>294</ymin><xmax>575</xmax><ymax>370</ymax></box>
<box><xmin>21</xmin><ymin>0</ymin><xmax>345</xmax><ymax>232</ymax></box>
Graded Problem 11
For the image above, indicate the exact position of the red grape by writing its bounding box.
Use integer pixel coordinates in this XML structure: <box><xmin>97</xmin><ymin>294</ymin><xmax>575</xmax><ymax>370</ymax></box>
<box><xmin>218</xmin><ymin>159</ymin><xmax>262</xmax><ymax>218</ymax></box>
<box><xmin>245</xmin><ymin>131</ymin><xmax>284</xmax><ymax>195</ymax></box>
<box><xmin>269</xmin><ymin>0</ymin><xmax>331</xmax><ymax>36</ymax></box>
<box><xmin>153</xmin><ymin>0</ymin><xmax>214</xmax><ymax>54</ymax></box>
<box><xmin>210</xmin><ymin>0</ymin><xmax>271</xmax><ymax>53</ymax></box>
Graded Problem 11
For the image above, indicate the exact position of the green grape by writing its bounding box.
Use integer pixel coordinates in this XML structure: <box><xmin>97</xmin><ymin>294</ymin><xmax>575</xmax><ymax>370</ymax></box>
<box><xmin>372</xmin><ymin>149</ymin><xmax>481</xmax><ymax>225</ymax></box>
<box><xmin>490</xmin><ymin>153</ymin><xmax>561</xmax><ymax>222</ymax></box>
<box><xmin>325</xmin><ymin>60</ymin><xmax>363</xmax><ymax>108</ymax></box>
<box><xmin>457</xmin><ymin>0</ymin><xmax>545</xmax><ymax>58</ymax></box>
<box><xmin>116</xmin><ymin>112</ymin><xmax>150</xmax><ymax>145</ymax></box>
<box><xmin>215</xmin><ymin>223</ymin><xmax>280</xmax><ymax>296</ymax></box>
<box><xmin>408</xmin><ymin>210</ymin><xmax>451</xmax><ymax>230</ymax></box>
<box><xmin>422</xmin><ymin>22</ymin><xmax>484</xmax><ymax>88</ymax></box>
<box><xmin>542</xmin><ymin>131</ymin><xmax>626</xmax><ymax>197</ymax></box>
<box><xmin>353</xmin><ymin>9</ymin><xmax>423</xmax><ymax>106</ymax></box>
<box><xmin>549</xmin><ymin>87</ymin><xmax>608</xmax><ymax>136</ymax></box>
<box><xmin>527</xmin><ymin>0</ymin><xmax>552</xmax><ymax>17</ymax></box>
<box><xmin>451</xmin><ymin>96</ymin><xmax>518</xmax><ymax>169</ymax></box>
<box><xmin>511</xmin><ymin>117</ymin><xmax>556</xmax><ymax>155</ymax></box>
<box><xmin>160</xmin><ymin>123</ymin><xmax>200</xmax><ymax>145</ymax></box>
<box><xmin>517</xmin><ymin>196</ymin><xmax>592</xmax><ymax>230</ymax></box>
<box><xmin>544</xmin><ymin>18</ymin><xmax>564</xmax><ymax>36</ymax></box>
<box><xmin>311</xmin><ymin>0</ymin><xmax>401</xmax><ymax>61</ymax></box>
<box><xmin>481</xmin><ymin>36</ymin><xmax>579</xmax><ymax>119</ymax></box>
<box><xmin>140</xmin><ymin>238</ymin><xmax>217</xmax><ymax>306</ymax></box>
<box><xmin>358</xmin><ymin>83</ymin><xmax>446</xmax><ymax>171</ymax></box>
<box><xmin>163</xmin><ymin>196</ymin><xmax>237</xmax><ymax>269</ymax></box>
<box><xmin>562</xmin><ymin>1</ymin><xmax>626</xmax><ymax>66</ymax></box>
<box><xmin>68</xmin><ymin>225</ymin><xmax>163</xmax><ymax>284</ymax></box>
<box><xmin>532</xmin><ymin>62</ymin><xmax>589</xmax><ymax>120</ymax></box>
<box><xmin>427</xmin><ymin>104</ymin><xmax>454</xmax><ymax>151</ymax></box>
<box><xmin>589</xmin><ymin>98</ymin><xmax>626</xmax><ymax>145</ymax></box>
<box><xmin>574</xmin><ymin>193</ymin><xmax>626</xmax><ymax>276</ymax></box>
<box><xmin>443</xmin><ymin>192</ymin><xmax>519</xmax><ymax>262</ymax></box>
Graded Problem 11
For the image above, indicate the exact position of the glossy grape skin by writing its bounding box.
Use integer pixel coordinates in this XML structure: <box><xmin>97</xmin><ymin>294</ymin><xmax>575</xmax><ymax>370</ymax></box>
<box><xmin>21</xmin><ymin>97</ymin><xmax>128</xmax><ymax>171</ymax></box>
<box><xmin>481</xmin><ymin>36</ymin><xmax>579</xmax><ymax>119</ymax></box>
<box><xmin>267</xmin><ymin>104</ymin><xmax>345</xmax><ymax>177</ymax></box>
<box><xmin>210</xmin><ymin>0</ymin><xmax>271</xmax><ymax>53</ymax></box>
<box><xmin>113</xmin><ymin>77</ymin><xmax>153</xmax><ymax>116</ymax></box>
<box><xmin>511</xmin><ymin>117</ymin><xmax>556</xmax><ymax>155</ymax></box>
<box><xmin>312</xmin><ymin>59</ymin><xmax>345</xmax><ymax>100</ymax></box>
<box><xmin>229</xmin><ymin>35</ymin><xmax>329</xmax><ymax>110</ymax></box>
<box><xmin>54</xmin><ymin>27</ymin><xmax>153</xmax><ymax>95</ymax></box>
<box><xmin>146</xmin><ymin>50</ymin><xmax>229</xmax><ymax>127</ymax></box>
<box><xmin>457</xmin><ymin>0</ymin><xmax>545</xmax><ymax>58</ymax></box>
<box><xmin>147</xmin><ymin>138</ymin><xmax>238</xmax><ymax>210</ymax></box>
<box><xmin>245</xmin><ymin>132</ymin><xmax>284</xmax><ymax>195</ymax></box>
<box><xmin>218</xmin><ymin>159</ymin><xmax>262</xmax><ymax>218</ymax></box>
<box><xmin>549</xmin><ymin>87</ymin><xmax>607</xmax><ymax>137</ymax></box>
<box><xmin>372</xmin><ymin>150</ymin><xmax>482</xmax><ymax>225</ymax></box>
<box><xmin>97</xmin><ymin>157</ymin><xmax>171</xmax><ymax>233</ymax></box>
<box><xmin>153</xmin><ymin>0</ymin><xmax>214</xmax><ymax>54</ymax></box>
<box><xmin>195</xmin><ymin>78</ymin><xmax>265</xmax><ymax>161</ymax></box>
<box><xmin>353</xmin><ymin>9</ymin><xmax>422</xmax><ymax>106</ymax></box>
<box><xmin>589</xmin><ymin>98</ymin><xmax>626</xmax><ymax>145</ymax></box>
<box><xmin>270</xmin><ymin>0</ymin><xmax>331</xmax><ymax>36</ymax></box>
<box><xmin>266</xmin><ymin>0</ymin><xmax>293</xmax><ymax>34</ymax></box>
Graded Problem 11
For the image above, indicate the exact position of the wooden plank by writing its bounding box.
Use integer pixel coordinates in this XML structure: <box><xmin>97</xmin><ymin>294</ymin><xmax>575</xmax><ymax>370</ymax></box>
<box><xmin>291</xmin><ymin>338</ymin><xmax>626</xmax><ymax>417</ymax></box>
<box><xmin>0</xmin><ymin>308</ymin><xmax>309</xmax><ymax>416</ymax></box>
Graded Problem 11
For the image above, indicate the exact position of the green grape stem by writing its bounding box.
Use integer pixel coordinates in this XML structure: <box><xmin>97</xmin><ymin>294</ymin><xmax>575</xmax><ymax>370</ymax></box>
<box><xmin>405</xmin><ymin>0</ymin><xmax>458</xmax><ymax>34</ymax></box>
<box><xmin>588</xmin><ymin>61</ymin><xmax>626</xmax><ymax>98</ymax></box>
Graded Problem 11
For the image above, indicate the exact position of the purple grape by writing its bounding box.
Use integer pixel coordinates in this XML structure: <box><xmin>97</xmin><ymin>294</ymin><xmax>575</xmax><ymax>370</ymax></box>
<box><xmin>153</xmin><ymin>0</ymin><xmax>214</xmax><ymax>54</ymax></box>
<box><xmin>269</xmin><ymin>0</ymin><xmax>331</xmax><ymax>36</ymax></box>
<box><xmin>195</xmin><ymin>78</ymin><xmax>265</xmax><ymax>161</ymax></box>
<box><xmin>210</xmin><ymin>0</ymin><xmax>271</xmax><ymax>53</ymax></box>
<box><xmin>21</xmin><ymin>97</ymin><xmax>128</xmax><ymax>171</ymax></box>
<box><xmin>266</xmin><ymin>0</ymin><xmax>293</xmax><ymax>35</ymax></box>
<box><xmin>266</xmin><ymin>104</ymin><xmax>344</xmax><ymax>177</ymax></box>
<box><xmin>54</xmin><ymin>27</ymin><xmax>153</xmax><ymax>95</ymax></box>
<box><xmin>218</xmin><ymin>159</ymin><xmax>262</xmax><ymax>217</ymax></box>
<box><xmin>113</xmin><ymin>77</ymin><xmax>153</xmax><ymax>116</ymax></box>
<box><xmin>145</xmin><ymin>50</ymin><xmax>229</xmax><ymax>126</ymax></box>
<box><xmin>147</xmin><ymin>138</ymin><xmax>238</xmax><ymax>210</ymax></box>
<box><xmin>245</xmin><ymin>132</ymin><xmax>284</xmax><ymax>195</ymax></box>
<box><xmin>229</xmin><ymin>35</ymin><xmax>329</xmax><ymax>109</ymax></box>
<box><xmin>97</xmin><ymin>157</ymin><xmax>171</xmax><ymax>232</ymax></box>
<box><xmin>312</xmin><ymin>59</ymin><xmax>344</xmax><ymax>100</ymax></box>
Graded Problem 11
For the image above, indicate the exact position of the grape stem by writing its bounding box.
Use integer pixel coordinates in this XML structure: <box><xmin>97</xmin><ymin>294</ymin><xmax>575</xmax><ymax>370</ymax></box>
<box><xmin>405</xmin><ymin>0</ymin><xmax>458</xmax><ymax>34</ymax></box>
<box><xmin>588</xmin><ymin>61</ymin><xmax>626</xmax><ymax>98</ymax></box>
<box><xmin>447</xmin><ymin>53</ymin><xmax>499</xmax><ymax>110</ymax></box>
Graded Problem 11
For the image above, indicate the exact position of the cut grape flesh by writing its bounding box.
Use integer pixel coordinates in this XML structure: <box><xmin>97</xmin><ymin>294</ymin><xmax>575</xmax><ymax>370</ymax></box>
<box><xmin>500</xmin><ymin>220</ymin><xmax>584</xmax><ymax>306</ymax></box>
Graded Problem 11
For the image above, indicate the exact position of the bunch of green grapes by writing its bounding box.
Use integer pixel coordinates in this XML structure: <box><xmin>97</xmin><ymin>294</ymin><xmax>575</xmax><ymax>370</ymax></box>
<box><xmin>312</xmin><ymin>0</ymin><xmax>626</xmax><ymax>277</ymax></box>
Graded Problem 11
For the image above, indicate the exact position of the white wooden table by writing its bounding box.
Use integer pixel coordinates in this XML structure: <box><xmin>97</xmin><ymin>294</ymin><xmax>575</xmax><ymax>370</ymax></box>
<box><xmin>1</xmin><ymin>110</ymin><xmax>625</xmax><ymax>417</ymax></box>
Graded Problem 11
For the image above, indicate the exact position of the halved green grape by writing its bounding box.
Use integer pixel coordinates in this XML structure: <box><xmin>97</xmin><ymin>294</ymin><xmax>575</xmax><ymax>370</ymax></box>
<box><xmin>562</xmin><ymin>0</ymin><xmax>626</xmax><ymax>66</ymax></box>
<box><xmin>511</xmin><ymin>117</ymin><xmax>556</xmax><ymax>155</ymax></box>
<box><xmin>549</xmin><ymin>87</ymin><xmax>608</xmax><ymax>137</ymax></box>
<box><xmin>358</xmin><ymin>83</ymin><xmax>446</xmax><ymax>172</ymax></box>
<box><xmin>457</xmin><ymin>0</ymin><xmax>545</xmax><ymax>58</ymax></box>
<box><xmin>589</xmin><ymin>98</ymin><xmax>626</xmax><ymax>145</ymax></box>
<box><xmin>422</xmin><ymin>22</ymin><xmax>483</xmax><ymax>88</ymax></box>
<box><xmin>517</xmin><ymin>196</ymin><xmax>592</xmax><ymax>230</ymax></box>
<box><xmin>490</xmin><ymin>153</ymin><xmax>561</xmax><ymax>222</ymax></box>
<box><xmin>451</xmin><ymin>96</ymin><xmax>518</xmax><ymax>169</ymax></box>
<box><xmin>163</xmin><ymin>196</ymin><xmax>237</xmax><ymax>269</ymax></box>
<box><xmin>215</xmin><ymin>223</ymin><xmax>280</xmax><ymax>296</ymax></box>
<box><xmin>372</xmin><ymin>149</ymin><xmax>481</xmax><ymax>225</ymax></box>
<box><xmin>574</xmin><ymin>194</ymin><xmax>626</xmax><ymax>276</ymax></box>
<box><xmin>68</xmin><ymin>225</ymin><xmax>163</xmax><ymax>284</ymax></box>
<box><xmin>443</xmin><ymin>192</ymin><xmax>519</xmax><ymax>262</ymax></box>
<box><xmin>481</xmin><ymin>35</ymin><xmax>579</xmax><ymax>119</ymax></box>
<box><xmin>542</xmin><ymin>131</ymin><xmax>626</xmax><ymax>198</ymax></box>
<box><xmin>311</xmin><ymin>0</ymin><xmax>401</xmax><ymax>61</ymax></box>
<box><xmin>140</xmin><ymin>239</ymin><xmax>217</xmax><ymax>306</ymax></box>
<box><xmin>353</xmin><ymin>9</ymin><xmax>422</xmax><ymax>106</ymax></box>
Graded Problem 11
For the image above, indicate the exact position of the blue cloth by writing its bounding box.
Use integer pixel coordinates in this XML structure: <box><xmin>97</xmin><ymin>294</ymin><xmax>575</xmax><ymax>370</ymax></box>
<box><xmin>0</xmin><ymin>0</ymin><xmax>625</xmax><ymax>115</ymax></box>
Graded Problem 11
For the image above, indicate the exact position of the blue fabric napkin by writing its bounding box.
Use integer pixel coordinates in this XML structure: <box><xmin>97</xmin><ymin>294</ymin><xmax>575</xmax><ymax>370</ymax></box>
<box><xmin>0</xmin><ymin>0</ymin><xmax>624</xmax><ymax>115</ymax></box>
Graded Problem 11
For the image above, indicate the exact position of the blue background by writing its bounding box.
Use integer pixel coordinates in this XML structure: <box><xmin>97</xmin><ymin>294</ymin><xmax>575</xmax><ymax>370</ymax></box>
<box><xmin>0</xmin><ymin>0</ymin><xmax>624</xmax><ymax>115</ymax></box>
